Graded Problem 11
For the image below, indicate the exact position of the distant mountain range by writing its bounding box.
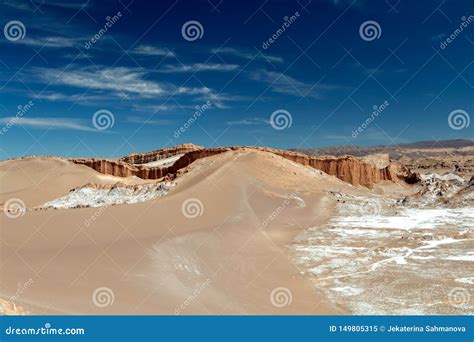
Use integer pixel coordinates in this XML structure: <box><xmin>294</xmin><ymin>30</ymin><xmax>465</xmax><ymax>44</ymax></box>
<box><xmin>392</xmin><ymin>139</ymin><xmax>474</xmax><ymax>149</ymax></box>
<box><xmin>290</xmin><ymin>139</ymin><xmax>474</xmax><ymax>158</ymax></box>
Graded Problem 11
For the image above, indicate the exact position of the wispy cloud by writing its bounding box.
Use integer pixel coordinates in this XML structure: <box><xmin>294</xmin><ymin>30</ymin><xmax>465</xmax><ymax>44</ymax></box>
<box><xmin>31</xmin><ymin>0</ymin><xmax>91</xmax><ymax>10</ymax></box>
<box><xmin>251</xmin><ymin>70</ymin><xmax>341</xmax><ymax>98</ymax></box>
<box><xmin>227</xmin><ymin>117</ymin><xmax>269</xmax><ymax>126</ymax></box>
<box><xmin>4</xmin><ymin>0</ymin><xmax>32</xmax><ymax>11</ymax></box>
<box><xmin>17</xmin><ymin>36</ymin><xmax>82</xmax><ymax>48</ymax></box>
<box><xmin>0</xmin><ymin>117</ymin><xmax>96</xmax><ymax>131</ymax></box>
<box><xmin>62</xmin><ymin>52</ymin><xmax>92</xmax><ymax>60</ymax></box>
<box><xmin>36</xmin><ymin>66</ymin><xmax>209</xmax><ymax>98</ymax></box>
<box><xmin>34</xmin><ymin>66</ymin><xmax>240</xmax><ymax>108</ymax></box>
<box><xmin>431</xmin><ymin>33</ymin><xmax>446</xmax><ymax>41</ymax></box>
<box><xmin>132</xmin><ymin>103</ymin><xmax>177</xmax><ymax>112</ymax></box>
<box><xmin>126</xmin><ymin>116</ymin><xmax>174</xmax><ymax>125</ymax></box>
<box><xmin>34</xmin><ymin>91</ymin><xmax>109</xmax><ymax>103</ymax></box>
<box><xmin>157</xmin><ymin>63</ymin><xmax>239</xmax><ymax>73</ymax></box>
<box><xmin>131</xmin><ymin>45</ymin><xmax>176</xmax><ymax>57</ymax></box>
<box><xmin>211</xmin><ymin>47</ymin><xmax>283</xmax><ymax>63</ymax></box>
<box><xmin>37</xmin><ymin>66</ymin><xmax>164</xmax><ymax>97</ymax></box>
<box><xmin>197</xmin><ymin>93</ymin><xmax>248</xmax><ymax>109</ymax></box>
<box><xmin>326</xmin><ymin>0</ymin><xmax>366</xmax><ymax>9</ymax></box>
<box><xmin>393</xmin><ymin>68</ymin><xmax>408</xmax><ymax>73</ymax></box>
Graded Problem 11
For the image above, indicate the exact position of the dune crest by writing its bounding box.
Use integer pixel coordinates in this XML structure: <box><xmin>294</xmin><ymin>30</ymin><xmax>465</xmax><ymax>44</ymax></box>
<box><xmin>70</xmin><ymin>145</ymin><xmax>420</xmax><ymax>187</ymax></box>
<box><xmin>1</xmin><ymin>149</ymin><xmax>357</xmax><ymax>315</ymax></box>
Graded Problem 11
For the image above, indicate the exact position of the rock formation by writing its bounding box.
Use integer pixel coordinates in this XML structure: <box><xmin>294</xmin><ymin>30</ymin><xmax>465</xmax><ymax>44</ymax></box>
<box><xmin>399</xmin><ymin>155</ymin><xmax>474</xmax><ymax>181</ymax></box>
<box><xmin>119</xmin><ymin>143</ymin><xmax>202</xmax><ymax>164</ymax></box>
<box><xmin>70</xmin><ymin>145</ymin><xmax>420</xmax><ymax>188</ymax></box>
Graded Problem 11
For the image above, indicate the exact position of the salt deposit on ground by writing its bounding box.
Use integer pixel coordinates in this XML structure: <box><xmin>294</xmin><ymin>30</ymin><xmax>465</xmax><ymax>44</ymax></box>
<box><xmin>43</xmin><ymin>182</ymin><xmax>175</xmax><ymax>209</ymax></box>
<box><xmin>142</xmin><ymin>154</ymin><xmax>184</xmax><ymax>168</ymax></box>
<box><xmin>420</xmin><ymin>173</ymin><xmax>465</xmax><ymax>182</ymax></box>
<box><xmin>293</xmin><ymin>189</ymin><xmax>474</xmax><ymax>315</ymax></box>
<box><xmin>445</xmin><ymin>254</ymin><xmax>474</xmax><ymax>262</ymax></box>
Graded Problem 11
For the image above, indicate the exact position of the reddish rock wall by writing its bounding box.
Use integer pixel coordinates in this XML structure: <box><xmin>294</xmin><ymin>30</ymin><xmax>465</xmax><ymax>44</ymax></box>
<box><xmin>70</xmin><ymin>146</ymin><xmax>419</xmax><ymax>187</ymax></box>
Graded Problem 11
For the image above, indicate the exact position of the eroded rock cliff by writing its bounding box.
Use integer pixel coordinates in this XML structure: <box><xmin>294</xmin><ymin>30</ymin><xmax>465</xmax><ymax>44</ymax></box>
<box><xmin>70</xmin><ymin>145</ymin><xmax>420</xmax><ymax>187</ymax></box>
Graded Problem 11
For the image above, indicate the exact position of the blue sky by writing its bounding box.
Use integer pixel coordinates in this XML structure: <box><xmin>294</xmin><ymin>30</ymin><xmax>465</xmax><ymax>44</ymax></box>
<box><xmin>0</xmin><ymin>0</ymin><xmax>472</xmax><ymax>158</ymax></box>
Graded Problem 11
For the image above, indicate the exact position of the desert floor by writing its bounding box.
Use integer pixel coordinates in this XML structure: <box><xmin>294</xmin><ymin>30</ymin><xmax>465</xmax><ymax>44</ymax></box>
<box><xmin>1</xmin><ymin>149</ymin><xmax>472</xmax><ymax>315</ymax></box>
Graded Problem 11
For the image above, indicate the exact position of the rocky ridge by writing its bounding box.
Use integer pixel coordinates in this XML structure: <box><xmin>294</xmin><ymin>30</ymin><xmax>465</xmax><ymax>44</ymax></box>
<box><xmin>70</xmin><ymin>145</ymin><xmax>420</xmax><ymax>188</ymax></box>
<box><xmin>399</xmin><ymin>173</ymin><xmax>474</xmax><ymax>207</ymax></box>
<box><xmin>119</xmin><ymin>143</ymin><xmax>202</xmax><ymax>164</ymax></box>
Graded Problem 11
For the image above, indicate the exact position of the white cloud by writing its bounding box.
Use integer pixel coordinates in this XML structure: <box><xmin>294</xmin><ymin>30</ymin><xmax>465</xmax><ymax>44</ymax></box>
<box><xmin>227</xmin><ymin>117</ymin><xmax>269</xmax><ymax>126</ymax></box>
<box><xmin>211</xmin><ymin>47</ymin><xmax>283</xmax><ymax>63</ymax></box>
<box><xmin>131</xmin><ymin>45</ymin><xmax>176</xmax><ymax>57</ymax></box>
<box><xmin>6</xmin><ymin>0</ymin><xmax>90</xmax><ymax>11</ymax></box>
<box><xmin>126</xmin><ymin>116</ymin><xmax>174</xmax><ymax>125</ymax></box>
<box><xmin>0</xmin><ymin>117</ymin><xmax>96</xmax><ymax>131</ymax></box>
<box><xmin>4</xmin><ymin>0</ymin><xmax>32</xmax><ymax>10</ymax></box>
<box><xmin>37</xmin><ymin>66</ymin><xmax>194</xmax><ymax>97</ymax></box>
<box><xmin>157</xmin><ymin>63</ymin><xmax>239</xmax><ymax>73</ymax></box>
<box><xmin>32</xmin><ymin>0</ymin><xmax>90</xmax><ymax>9</ymax></box>
<box><xmin>62</xmin><ymin>52</ymin><xmax>93</xmax><ymax>60</ymax></box>
<box><xmin>195</xmin><ymin>93</ymin><xmax>247</xmax><ymax>109</ymax></box>
<box><xmin>431</xmin><ymin>33</ymin><xmax>446</xmax><ymax>41</ymax></box>
<box><xmin>34</xmin><ymin>66</ymin><xmax>239</xmax><ymax>107</ymax></box>
<box><xmin>251</xmin><ymin>70</ymin><xmax>340</xmax><ymax>98</ymax></box>
<box><xmin>132</xmin><ymin>104</ymin><xmax>177</xmax><ymax>112</ymax></box>
<box><xmin>34</xmin><ymin>91</ymin><xmax>108</xmax><ymax>103</ymax></box>
<box><xmin>17</xmin><ymin>36</ymin><xmax>81</xmax><ymax>48</ymax></box>
<box><xmin>35</xmin><ymin>92</ymin><xmax>70</xmax><ymax>101</ymax></box>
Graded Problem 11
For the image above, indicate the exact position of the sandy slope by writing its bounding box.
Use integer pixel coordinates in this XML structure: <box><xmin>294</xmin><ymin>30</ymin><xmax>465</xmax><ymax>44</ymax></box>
<box><xmin>0</xmin><ymin>157</ymin><xmax>149</xmax><ymax>207</ymax></box>
<box><xmin>0</xmin><ymin>149</ymin><xmax>361</xmax><ymax>315</ymax></box>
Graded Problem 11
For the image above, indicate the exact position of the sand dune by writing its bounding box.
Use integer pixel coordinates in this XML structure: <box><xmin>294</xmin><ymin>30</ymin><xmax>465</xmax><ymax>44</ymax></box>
<box><xmin>1</xmin><ymin>149</ymin><xmax>360</xmax><ymax>314</ymax></box>
<box><xmin>0</xmin><ymin>157</ymin><xmax>148</xmax><ymax>207</ymax></box>
<box><xmin>3</xmin><ymin>147</ymin><xmax>470</xmax><ymax>315</ymax></box>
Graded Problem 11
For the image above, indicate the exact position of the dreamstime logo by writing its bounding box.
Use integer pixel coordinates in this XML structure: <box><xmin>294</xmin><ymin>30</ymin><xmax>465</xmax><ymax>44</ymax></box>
<box><xmin>448</xmin><ymin>287</ymin><xmax>471</xmax><ymax>308</ymax></box>
<box><xmin>270</xmin><ymin>287</ymin><xmax>292</xmax><ymax>307</ymax></box>
<box><xmin>4</xmin><ymin>20</ymin><xmax>26</xmax><ymax>41</ymax></box>
<box><xmin>440</xmin><ymin>16</ymin><xmax>474</xmax><ymax>50</ymax></box>
<box><xmin>262</xmin><ymin>11</ymin><xmax>300</xmax><ymax>49</ymax></box>
<box><xmin>3</xmin><ymin>198</ymin><xmax>26</xmax><ymax>219</ymax></box>
<box><xmin>181</xmin><ymin>20</ymin><xmax>204</xmax><ymax>41</ymax></box>
<box><xmin>352</xmin><ymin>100</ymin><xmax>390</xmax><ymax>139</ymax></box>
<box><xmin>262</xmin><ymin>191</ymin><xmax>301</xmax><ymax>227</ymax></box>
<box><xmin>448</xmin><ymin>109</ymin><xmax>470</xmax><ymax>130</ymax></box>
<box><xmin>270</xmin><ymin>109</ymin><xmax>292</xmax><ymax>130</ymax></box>
<box><xmin>10</xmin><ymin>278</ymin><xmax>34</xmax><ymax>302</ymax></box>
<box><xmin>92</xmin><ymin>109</ymin><xmax>115</xmax><ymax>130</ymax></box>
<box><xmin>4</xmin><ymin>322</ymin><xmax>85</xmax><ymax>335</ymax></box>
<box><xmin>84</xmin><ymin>11</ymin><xmax>123</xmax><ymax>49</ymax></box>
<box><xmin>174</xmin><ymin>100</ymin><xmax>211</xmax><ymax>139</ymax></box>
<box><xmin>358</xmin><ymin>198</ymin><xmax>381</xmax><ymax>216</ymax></box>
<box><xmin>174</xmin><ymin>278</ymin><xmax>211</xmax><ymax>315</ymax></box>
<box><xmin>92</xmin><ymin>287</ymin><xmax>115</xmax><ymax>307</ymax></box>
<box><xmin>181</xmin><ymin>198</ymin><xmax>204</xmax><ymax>219</ymax></box>
<box><xmin>83</xmin><ymin>206</ymin><xmax>107</xmax><ymax>228</ymax></box>
<box><xmin>359</xmin><ymin>20</ymin><xmax>382</xmax><ymax>41</ymax></box>
<box><xmin>0</xmin><ymin>100</ymin><xmax>34</xmax><ymax>136</ymax></box>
